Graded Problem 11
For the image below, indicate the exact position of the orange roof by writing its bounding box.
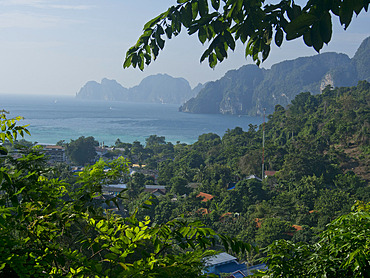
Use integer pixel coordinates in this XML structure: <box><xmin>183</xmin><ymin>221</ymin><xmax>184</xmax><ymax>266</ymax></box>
<box><xmin>265</xmin><ymin>171</ymin><xmax>276</xmax><ymax>176</ymax></box>
<box><xmin>197</xmin><ymin>208</ymin><xmax>210</xmax><ymax>215</ymax></box>
<box><xmin>309</xmin><ymin>210</ymin><xmax>318</xmax><ymax>214</ymax></box>
<box><xmin>255</xmin><ymin>218</ymin><xmax>263</xmax><ymax>228</ymax></box>
<box><xmin>292</xmin><ymin>225</ymin><xmax>303</xmax><ymax>231</ymax></box>
<box><xmin>196</xmin><ymin>192</ymin><xmax>214</xmax><ymax>202</ymax></box>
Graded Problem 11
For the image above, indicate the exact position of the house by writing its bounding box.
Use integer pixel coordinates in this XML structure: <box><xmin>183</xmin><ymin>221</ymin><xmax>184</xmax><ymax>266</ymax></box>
<box><xmin>228</xmin><ymin>264</ymin><xmax>268</xmax><ymax>277</ymax></box>
<box><xmin>245</xmin><ymin>175</ymin><xmax>262</xmax><ymax>182</ymax></box>
<box><xmin>41</xmin><ymin>144</ymin><xmax>67</xmax><ymax>163</ymax></box>
<box><xmin>144</xmin><ymin>185</ymin><xmax>166</xmax><ymax>195</ymax></box>
<box><xmin>95</xmin><ymin>146</ymin><xmax>108</xmax><ymax>158</ymax></box>
<box><xmin>102</xmin><ymin>184</ymin><xmax>166</xmax><ymax>196</ymax></box>
<box><xmin>204</xmin><ymin>252</ymin><xmax>267</xmax><ymax>277</ymax></box>
<box><xmin>227</xmin><ymin>182</ymin><xmax>237</xmax><ymax>190</ymax></box>
<box><xmin>150</xmin><ymin>188</ymin><xmax>166</xmax><ymax>197</ymax></box>
<box><xmin>204</xmin><ymin>252</ymin><xmax>239</xmax><ymax>276</ymax></box>
<box><xmin>196</xmin><ymin>208</ymin><xmax>211</xmax><ymax>216</ymax></box>
<box><xmin>102</xmin><ymin>184</ymin><xmax>127</xmax><ymax>196</ymax></box>
<box><xmin>254</xmin><ymin>218</ymin><xmax>263</xmax><ymax>228</ymax></box>
<box><xmin>264</xmin><ymin>171</ymin><xmax>276</xmax><ymax>178</ymax></box>
<box><xmin>197</xmin><ymin>192</ymin><xmax>214</xmax><ymax>202</ymax></box>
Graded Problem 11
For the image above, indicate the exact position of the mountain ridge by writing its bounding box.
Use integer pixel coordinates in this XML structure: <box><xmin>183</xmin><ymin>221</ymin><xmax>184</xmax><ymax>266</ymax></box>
<box><xmin>180</xmin><ymin>36</ymin><xmax>369</xmax><ymax>115</ymax></box>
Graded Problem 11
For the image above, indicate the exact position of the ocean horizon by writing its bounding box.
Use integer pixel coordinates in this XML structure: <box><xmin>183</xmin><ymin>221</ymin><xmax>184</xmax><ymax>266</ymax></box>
<box><xmin>1</xmin><ymin>94</ymin><xmax>263</xmax><ymax>146</ymax></box>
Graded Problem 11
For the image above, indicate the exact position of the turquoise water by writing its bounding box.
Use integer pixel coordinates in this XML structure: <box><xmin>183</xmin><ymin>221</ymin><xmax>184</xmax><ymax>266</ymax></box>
<box><xmin>1</xmin><ymin>94</ymin><xmax>263</xmax><ymax>145</ymax></box>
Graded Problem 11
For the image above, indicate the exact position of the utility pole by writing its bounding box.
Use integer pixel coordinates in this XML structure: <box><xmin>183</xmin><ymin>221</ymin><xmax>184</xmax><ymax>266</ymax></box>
<box><xmin>262</xmin><ymin>108</ymin><xmax>266</xmax><ymax>180</ymax></box>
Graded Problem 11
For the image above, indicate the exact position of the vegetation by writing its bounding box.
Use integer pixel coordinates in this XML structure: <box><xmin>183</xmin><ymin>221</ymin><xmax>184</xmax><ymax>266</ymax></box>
<box><xmin>124</xmin><ymin>0</ymin><xmax>369</xmax><ymax>69</ymax></box>
<box><xmin>114</xmin><ymin>82</ymin><xmax>368</xmax><ymax>274</ymax></box>
<box><xmin>1</xmin><ymin>81</ymin><xmax>369</xmax><ymax>276</ymax></box>
<box><xmin>0</xmin><ymin>111</ymin><xmax>252</xmax><ymax>277</ymax></box>
<box><xmin>64</xmin><ymin>136</ymin><xmax>99</xmax><ymax>165</ymax></box>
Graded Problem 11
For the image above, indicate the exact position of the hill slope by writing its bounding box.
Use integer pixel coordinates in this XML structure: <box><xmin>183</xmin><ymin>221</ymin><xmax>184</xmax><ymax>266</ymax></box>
<box><xmin>180</xmin><ymin>36</ymin><xmax>370</xmax><ymax>115</ymax></box>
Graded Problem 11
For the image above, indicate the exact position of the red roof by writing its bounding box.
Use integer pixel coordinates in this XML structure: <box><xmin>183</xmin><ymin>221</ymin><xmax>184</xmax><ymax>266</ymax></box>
<box><xmin>255</xmin><ymin>218</ymin><xmax>263</xmax><ymax>228</ymax></box>
<box><xmin>264</xmin><ymin>170</ymin><xmax>276</xmax><ymax>176</ymax></box>
<box><xmin>196</xmin><ymin>192</ymin><xmax>214</xmax><ymax>202</ymax></box>
<box><xmin>197</xmin><ymin>208</ymin><xmax>210</xmax><ymax>215</ymax></box>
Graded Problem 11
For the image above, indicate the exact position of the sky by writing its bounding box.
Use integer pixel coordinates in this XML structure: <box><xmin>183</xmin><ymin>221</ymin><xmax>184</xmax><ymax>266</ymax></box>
<box><xmin>0</xmin><ymin>0</ymin><xmax>369</xmax><ymax>96</ymax></box>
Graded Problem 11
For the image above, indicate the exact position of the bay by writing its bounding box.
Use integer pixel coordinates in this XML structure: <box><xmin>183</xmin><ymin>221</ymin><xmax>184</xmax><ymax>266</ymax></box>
<box><xmin>1</xmin><ymin>94</ymin><xmax>263</xmax><ymax>145</ymax></box>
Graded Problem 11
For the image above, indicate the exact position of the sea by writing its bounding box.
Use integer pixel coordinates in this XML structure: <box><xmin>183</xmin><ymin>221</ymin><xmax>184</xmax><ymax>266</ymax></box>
<box><xmin>1</xmin><ymin>94</ymin><xmax>263</xmax><ymax>145</ymax></box>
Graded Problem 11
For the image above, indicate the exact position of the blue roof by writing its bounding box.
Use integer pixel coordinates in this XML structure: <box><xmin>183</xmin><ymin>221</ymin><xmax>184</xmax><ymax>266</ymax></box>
<box><xmin>216</xmin><ymin>262</ymin><xmax>244</xmax><ymax>274</ymax></box>
<box><xmin>232</xmin><ymin>271</ymin><xmax>247</xmax><ymax>278</ymax></box>
<box><xmin>205</xmin><ymin>252</ymin><xmax>237</xmax><ymax>266</ymax></box>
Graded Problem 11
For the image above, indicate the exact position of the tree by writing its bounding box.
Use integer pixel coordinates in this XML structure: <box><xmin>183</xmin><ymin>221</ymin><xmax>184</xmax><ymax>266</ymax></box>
<box><xmin>127</xmin><ymin>172</ymin><xmax>146</xmax><ymax>198</ymax></box>
<box><xmin>0</xmin><ymin>113</ymin><xmax>255</xmax><ymax>277</ymax></box>
<box><xmin>259</xmin><ymin>202</ymin><xmax>370</xmax><ymax>277</ymax></box>
<box><xmin>145</xmin><ymin>134</ymin><xmax>166</xmax><ymax>147</ymax></box>
<box><xmin>255</xmin><ymin>217</ymin><xmax>293</xmax><ymax>247</ymax></box>
<box><xmin>124</xmin><ymin>0</ymin><xmax>369</xmax><ymax>69</ymax></box>
<box><xmin>170</xmin><ymin>176</ymin><xmax>191</xmax><ymax>196</ymax></box>
<box><xmin>65</xmin><ymin>136</ymin><xmax>99</xmax><ymax>165</ymax></box>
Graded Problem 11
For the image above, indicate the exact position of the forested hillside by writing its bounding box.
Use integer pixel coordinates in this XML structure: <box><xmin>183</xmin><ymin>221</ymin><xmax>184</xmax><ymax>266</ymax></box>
<box><xmin>1</xmin><ymin>82</ymin><xmax>369</xmax><ymax>277</ymax></box>
<box><xmin>105</xmin><ymin>82</ymin><xmax>370</xmax><ymax>260</ymax></box>
<box><xmin>180</xmin><ymin>36</ymin><xmax>370</xmax><ymax>116</ymax></box>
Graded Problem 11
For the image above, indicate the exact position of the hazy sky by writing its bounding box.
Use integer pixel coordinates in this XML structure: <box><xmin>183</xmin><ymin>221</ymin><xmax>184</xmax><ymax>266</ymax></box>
<box><xmin>0</xmin><ymin>0</ymin><xmax>369</xmax><ymax>95</ymax></box>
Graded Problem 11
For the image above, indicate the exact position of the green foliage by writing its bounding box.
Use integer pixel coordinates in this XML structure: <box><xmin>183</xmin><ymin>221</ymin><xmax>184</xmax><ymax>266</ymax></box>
<box><xmin>0</xmin><ymin>110</ymin><xmax>30</xmax><ymax>144</ymax></box>
<box><xmin>170</xmin><ymin>176</ymin><xmax>191</xmax><ymax>196</ymax></box>
<box><xmin>258</xmin><ymin>202</ymin><xmax>370</xmax><ymax>277</ymax></box>
<box><xmin>65</xmin><ymin>136</ymin><xmax>99</xmax><ymax>165</ymax></box>
<box><xmin>0</xmin><ymin>116</ymin><xmax>255</xmax><ymax>277</ymax></box>
<box><xmin>124</xmin><ymin>0</ymin><xmax>369</xmax><ymax>69</ymax></box>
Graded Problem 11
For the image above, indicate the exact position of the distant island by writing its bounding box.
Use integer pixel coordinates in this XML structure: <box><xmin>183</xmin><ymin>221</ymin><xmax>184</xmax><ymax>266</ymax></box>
<box><xmin>76</xmin><ymin>74</ymin><xmax>205</xmax><ymax>105</ymax></box>
<box><xmin>76</xmin><ymin>36</ymin><xmax>369</xmax><ymax>116</ymax></box>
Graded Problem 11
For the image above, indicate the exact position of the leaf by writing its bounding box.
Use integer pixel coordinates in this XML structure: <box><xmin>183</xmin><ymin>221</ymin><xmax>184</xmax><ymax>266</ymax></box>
<box><xmin>139</xmin><ymin>52</ymin><xmax>145</xmax><ymax>70</ymax></box>
<box><xmin>157</xmin><ymin>37</ymin><xmax>165</xmax><ymax>50</ymax></box>
<box><xmin>104</xmin><ymin>253</ymin><xmax>118</xmax><ymax>261</ymax></box>
<box><xmin>200</xmin><ymin>48</ymin><xmax>212</xmax><ymax>62</ymax></box>
<box><xmin>285</xmin><ymin>13</ymin><xmax>317</xmax><ymax>40</ymax></box>
<box><xmin>198</xmin><ymin>0</ymin><xmax>208</xmax><ymax>17</ymax></box>
<box><xmin>123</xmin><ymin>54</ymin><xmax>133</xmax><ymax>69</ymax></box>
<box><xmin>144</xmin><ymin>14</ymin><xmax>163</xmax><ymax>30</ymax></box>
<box><xmin>224</xmin><ymin>30</ymin><xmax>235</xmax><ymax>50</ymax></box>
<box><xmin>275</xmin><ymin>28</ymin><xmax>283</xmax><ymax>47</ymax></box>
<box><xmin>207</xmin><ymin>52</ymin><xmax>215</xmax><ymax>68</ymax></box>
<box><xmin>211</xmin><ymin>0</ymin><xmax>220</xmax><ymax>10</ymax></box>
<box><xmin>192</xmin><ymin>1</ymin><xmax>198</xmax><ymax>19</ymax></box>
<box><xmin>262</xmin><ymin>44</ymin><xmax>270</xmax><ymax>61</ymax></box>
<box><xmin>319</xmin><ymin>12</ymin><xmax>332</xmax><ymax>44</ymax></box>
<box><xmin>198</xmin><ymin>26</ymin><xmax>207</xmax><ymax>44</ymax></box>
<box><xmin>311</xmin><ymin>22</ymin><xmax>323</xmax><ymax>52</ymax></box>
<box><xmin>339</xmin><ymin>0</ymin><xmax>353</xmax><ymax>29</ymax></box>
<box><xmin>183</xmin><ymin>3</ymin><xmax>193</xmax><ymax>26</ymax></box>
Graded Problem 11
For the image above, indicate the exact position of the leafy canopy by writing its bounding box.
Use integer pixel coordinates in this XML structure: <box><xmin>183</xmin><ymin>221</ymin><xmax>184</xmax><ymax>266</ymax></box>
<box><xmin>124</xmin><ymin>0</ymin><xmax>369</xmax><ymax>69</ymax></box>
<box><xmin>0</xmin><ymin>113</ymin><xmax>255</xmax><ymax>277</ymax></box>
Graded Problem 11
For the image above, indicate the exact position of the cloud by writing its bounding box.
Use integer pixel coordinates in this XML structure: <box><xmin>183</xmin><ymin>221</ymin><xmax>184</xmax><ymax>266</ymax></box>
<box><xmin>0</xmin><ymin>0</ymin><xmax>48</xmax><ymax>7</ymax></box>
<box><xmin>0</xmin><ymin>11</ymin><xmax>84</xmax><ymax>29</ymax></box>
<box><xmin>0</xmin><ymin>0</ymin><xmax>94</xmax><ymax>10</ymax></box>
<box><xmin>0</xmin><ymin>11</ymin><xmax>59</xmax><ymax>28</ymax></box>
<box><xmin>48</xmin><ymin>4</ymin><xmax>93</xmax><ymax>10</ymax></box>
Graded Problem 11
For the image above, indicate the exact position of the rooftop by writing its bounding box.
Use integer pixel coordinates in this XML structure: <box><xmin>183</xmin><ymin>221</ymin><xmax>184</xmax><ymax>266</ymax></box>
<box><xmin>205</xmin><ymin>252</ymin><xmax>237</xmax><ymax>266</ymax></box>
<box><xmin>197</xmin><ymin>192</ymin><xmax>214</xmax><ymax>202</ymax></box>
